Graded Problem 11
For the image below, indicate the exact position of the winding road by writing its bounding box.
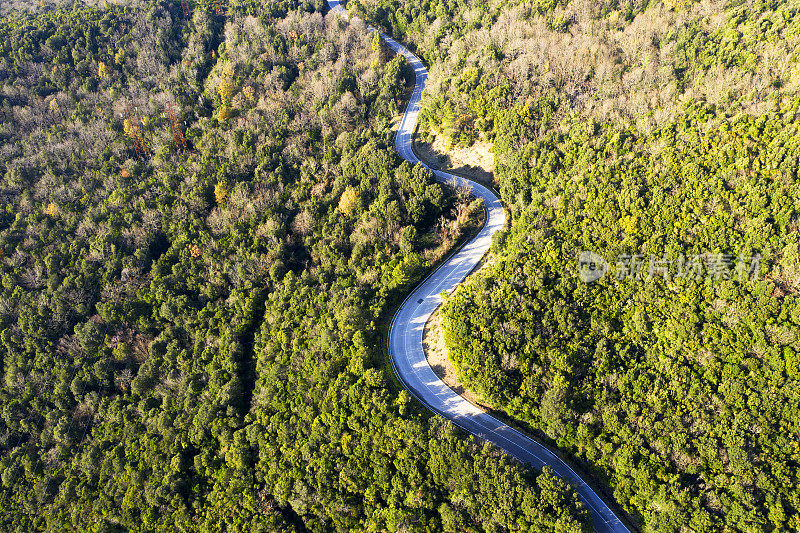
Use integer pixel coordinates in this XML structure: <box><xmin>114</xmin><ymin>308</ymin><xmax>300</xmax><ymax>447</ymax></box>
<box><xmin>329</xmin><ymin>2</ymin><xmax>629</xmax><ymax>531</ymax></box>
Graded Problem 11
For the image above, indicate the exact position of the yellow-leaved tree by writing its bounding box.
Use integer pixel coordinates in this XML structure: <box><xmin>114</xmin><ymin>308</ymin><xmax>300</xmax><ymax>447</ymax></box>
<box><xmin>215</xmin><ymin>182</ymin><xmax>228</xmax><ymax>205</ymax></box>
<box><xmin>217</xmin><ymin>70</ymin><xmax>235</xmax><ymax>121</ymax></box>
<box><xmin>338</xmin><ymin>186</ymin><xmax>358</xmax><ymax>217</ymax></box>
<box><xmin>218</xmin><ymin>77</ymin><xmax>234</xmax><ymax>104</ymax></box>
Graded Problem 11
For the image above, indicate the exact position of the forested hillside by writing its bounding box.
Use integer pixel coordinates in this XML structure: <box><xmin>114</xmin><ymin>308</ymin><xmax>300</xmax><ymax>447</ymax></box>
<box><xmin>0</xmin><ymin>0</ymin><xmax>591</xmax><ymax>530</ymax></box>
<box><xmin>337</xmin><ymin>0</ymin><xmax>800</xmax><ymax>530</ymax></box>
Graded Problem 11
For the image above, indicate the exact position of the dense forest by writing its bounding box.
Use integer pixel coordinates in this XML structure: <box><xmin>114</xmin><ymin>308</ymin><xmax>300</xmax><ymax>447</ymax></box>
<box><xmin>0</xmin><ymin>0</ymin><xmax>592</xmax><ymax>530</ymax></box>
<box><xmin>340</xmin><ymin>0</ymin><xmax>800</xmax><ymax>530</ymax></box>
<box><xmin>3</xmin><ymin>0</ymin><xmax>799</xmax><ymax>530</ymax></box>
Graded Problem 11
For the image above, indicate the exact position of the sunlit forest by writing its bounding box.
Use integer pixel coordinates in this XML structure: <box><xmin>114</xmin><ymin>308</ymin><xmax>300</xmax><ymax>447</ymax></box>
<box><xmin>351</xmin><ymin>0</ymin><xmax>800</xmax><ymax>530</ymax></box>
<box><xmin>2</xmin><ymin>0</ymin><xmax>799</xmax><ymax>530</ymax></box>
<box><xmin>0</xmin><ymin>0</ymin><xmax>590</xmax><ymax>530</ymax></box>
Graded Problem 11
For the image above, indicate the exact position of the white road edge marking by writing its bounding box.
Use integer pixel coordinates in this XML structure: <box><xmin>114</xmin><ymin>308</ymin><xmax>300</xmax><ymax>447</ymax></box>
<box><xmin>328</xmin><ymin>2</ymin><xmax>631</xmax><ymax>531</ymax></box>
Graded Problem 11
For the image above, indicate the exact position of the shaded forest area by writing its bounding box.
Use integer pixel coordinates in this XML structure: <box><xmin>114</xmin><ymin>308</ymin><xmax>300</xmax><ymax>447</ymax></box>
<box><xmin>0</xmin><ymin>0</ymin><xmax>591</xmax><ymax>531</ymax></box>
<box><xmin>343</xmin><ymin>0</ymin><xmax>800</xmax><ymax>530</ymax></box>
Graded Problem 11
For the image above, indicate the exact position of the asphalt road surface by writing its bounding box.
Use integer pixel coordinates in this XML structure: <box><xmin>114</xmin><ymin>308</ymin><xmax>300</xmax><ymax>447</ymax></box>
<box><xmin>328</xmin><ymin>2</ymin><xmax>630</xmax><ymax>531</ymax></box>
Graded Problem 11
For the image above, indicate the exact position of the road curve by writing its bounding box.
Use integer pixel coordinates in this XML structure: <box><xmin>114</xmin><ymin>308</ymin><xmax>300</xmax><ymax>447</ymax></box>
<box><xmin>328</xmin><ymin>2</ymin><xmax>629</xmax><ymax>531</ymax></box>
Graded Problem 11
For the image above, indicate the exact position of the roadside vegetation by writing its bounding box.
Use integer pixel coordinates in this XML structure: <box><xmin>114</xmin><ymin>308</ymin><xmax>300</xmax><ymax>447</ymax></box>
<box><xmin>345</xmin><ymin>0</ymin><xmax>800</xmax><ymax>529</ymax></box>
<box><xmin>0</xmin><ymin>0</ymin><xmax>592</xmax><ymax>530</ymax></box>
